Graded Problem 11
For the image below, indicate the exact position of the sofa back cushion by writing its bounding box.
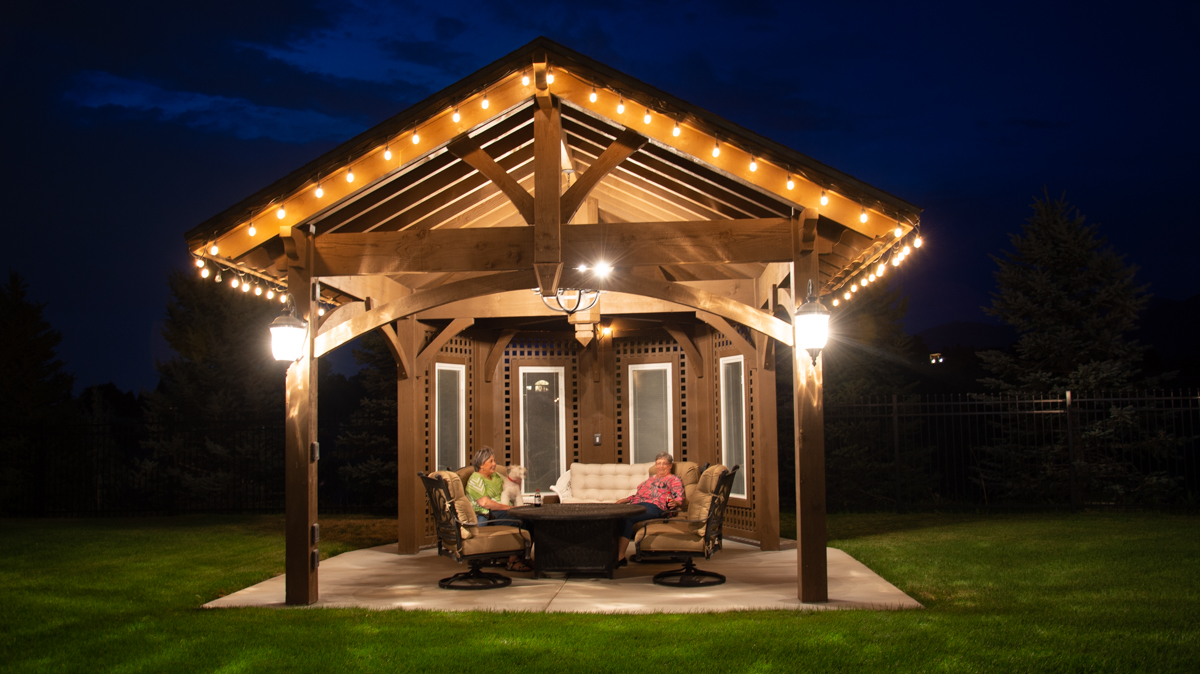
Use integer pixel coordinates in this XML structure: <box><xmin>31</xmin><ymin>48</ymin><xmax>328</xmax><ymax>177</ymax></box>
<box><xmin>570</xmin><ymin>462</ymin><xmax>652</xmax><ymax>501</ymax></box>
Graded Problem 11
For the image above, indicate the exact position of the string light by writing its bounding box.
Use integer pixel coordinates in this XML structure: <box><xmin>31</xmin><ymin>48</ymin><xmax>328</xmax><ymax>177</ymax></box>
<box><xmin>590</xmin><ymin>87</ymin><xmax>598</xmax><ymax>103</ymax></box>
<box><xmin>452</xmin><ymin>107</ymin><xmax>460</xmax><ymax>123</ymax></box>
<box><xmin>411</xmin><ymin>130</ymin><xmax>419</xmax><ymax>145</ymax></box>
<box><xmin>594</xmin><ymin>262</ymin><xmax>613</xmax><ymax>276</ymax></box>
<box><xmin>280</xmin><ymin>293</ymin><xmax>287</xmax><ymax>304</ymax></box>
<box><xmin>384</xmin><ymin>143</ymin><xmax>392</xmax><ymax>161</ymax></box>
<box><xmin>877</xmin><ymin>263</ymin><xmax>886</xmax><ymax>276</ymax></box>
<box><xmin>315</xmin><ymin>181</ymin><xmax>324</xmax><ymax>198</ymax></box>
<box><xmin>346</xmin><ymin>167</ymin><xmax>355</xmax><ymax>183</ymax></box>
<box><xmin>209</xmin><ymin>243</ymin><xmax>219</xmax><ymax>256</ymax></box>
<box><xmin>851</xmin><ymin>284</ymin><xmax>858</xmax><ymax>292</ymax></box>
<box><xmin>903</xmin><ymin>245</ymin><xmax>911</xmax><ymax>255</ymax></box>
<box><xmin>546</xmin><ymin>67</ymin><xmax>554</xmax><ymax>84</ymax></box>
<box><xmin>254</xmin><ymin>284</ymin><xmax>263</xmax><ymax>296</ymax></box>
<box><xmin>892</xmin><ymin>256</ymin><xmax>901</xmax><ymax>266</ymax></box>
<box><xmin>868</xmin><ymin>273</ymin><xmax>876</xmax><ymax>282</ymax></box>
<box><xmin>241</xmin><ymin>280</ymin><xmax>250</xmax><ymax>293</ymax></box>
<box><xmin>576</xmin><ymin>264</ymin><xmax>589</xmax><ymax>271</ymax></box>
<box><xmin>914</xmin><ymin>235</ymin><xmax>923</xmax><ymax>248</ymax></box>
<box><xmin>201</xmin><ymin>267</ymin><xmax>210</xmax><ymax>279</ymax></box>
<box><xmin>248</xmin><ymin>222</ymin><xmax>256</xmax><ymax>237</ymax></box>
<box><xmin>861</xmin><ymin>276</ymin><xmax>869</xmax><ymax>286</ymax></box>
<box><xmin>522</xmin><ymin>71</ymin><xmax>530</xmax><ymax>86</ymax></box>
<box><xmin>787</xmin><ymin>175</ymin><xmax>794</xmax><ymax>190</ymax></box>
<box><xmin>266</xmin><ymin>289</ymin><xmax>275</xmax><ymax>300</ymax></box>
<box><xmin>644</xmin><ymin>108</ymin><xmax>652</xmax><ymax>124</ymax></box>
<box><xmin>832</xmin><ymin>298</ymin><xmax>840</xmax><ymax>306</ymax></box>
<box><xmin>672</xmin><ymin>121</ymin><xmax>680</xmax><ymax>137</ymax></box>
<box><xmin>276</xmin><ymin>206</ymin><xmax>285</xmax><ymax>219</ymax></box>
<box><xmin>749</xmin><ymin>157</ymin><xmax>758</xmax><ymax>172</ymax></box>
<box><xmin>317</xmin><ymin>306</ymin><xmax>326</xmax><ymax>317</ymax></box>
<box><xmin>820</xmin><ymin>190</ymin><xmax>828</xmax><ymax>206</ymax></box>
<box><xmin>214</xmin><ymin>269</ymin><xmax>222</xmax><ymax>283</ymax></box>
<box><xmin>860</xmin><ymin>206</ymin><xmax>868</xmax><ymax>223</ymax></box>
<box><xmin>482</xmin><ymin>94</ymin><xmax>489</xmax><ymax>109</ymax></box>
<box><xmin>894</xmin><ymin>226</ymin><xmax>903</xmax><ymax>238</ymax></box>
<box><xmin>617</xmin><ymin>98</ymin><xmax>625</xmax><ymax>114</ymax></box>
<box><xmin>195</xmin><ymin>258</ymin><xmax>205</xmax><ymax>268</ymax></box>
<box><xmin>230</xmin><ymin>276</ymin><xmax>240</xmax><ymax>289</ymax></box>
<box><xmin>712</xmin><ymin>140</ymin><xmax>720</xmax><ymax>158</ymax></box>
<box><xmin>844</xmin><ymin>291</ymin><xmax>851</xmax><ymax>300</ymax></box>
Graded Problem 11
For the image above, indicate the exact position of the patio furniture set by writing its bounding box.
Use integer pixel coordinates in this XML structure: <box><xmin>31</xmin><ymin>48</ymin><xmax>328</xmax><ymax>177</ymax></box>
<box><xmin>418</xmin><ymin>461</ymin><xmax>738</xmax><ymax>590</ymax></box>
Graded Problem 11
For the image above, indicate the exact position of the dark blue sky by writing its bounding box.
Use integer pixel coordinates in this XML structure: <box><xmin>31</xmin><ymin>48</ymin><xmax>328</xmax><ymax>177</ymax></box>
<box><xmin>4</xmin><ymin>0</ymin><xmax>1197</xmax><ymax>394</ymax></box>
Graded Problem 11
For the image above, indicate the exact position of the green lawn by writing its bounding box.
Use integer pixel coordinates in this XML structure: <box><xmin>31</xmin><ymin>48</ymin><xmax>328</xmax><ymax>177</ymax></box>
<box><xmin>1</xmin><ymin>513</ymin><xmax>1196</xmax><ymax>672</ymax></box>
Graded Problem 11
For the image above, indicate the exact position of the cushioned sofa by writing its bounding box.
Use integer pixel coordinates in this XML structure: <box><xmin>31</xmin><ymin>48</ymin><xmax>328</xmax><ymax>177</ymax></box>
<box><xmin>548</xmin><ymin>460</ymin><xmax>703</xmax><ymax>510</ymax></box>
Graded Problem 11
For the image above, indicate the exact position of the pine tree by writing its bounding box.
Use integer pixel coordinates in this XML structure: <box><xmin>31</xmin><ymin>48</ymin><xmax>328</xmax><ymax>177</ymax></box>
<box><xmin>0</xmin><ymin>271</ymin><xmax>76</xmax><ymax>513</ymax></box>
<box><xmin>979</xmin><ymin>192</ymin><xmax>1149</xmax><ymax>394</ymax></box>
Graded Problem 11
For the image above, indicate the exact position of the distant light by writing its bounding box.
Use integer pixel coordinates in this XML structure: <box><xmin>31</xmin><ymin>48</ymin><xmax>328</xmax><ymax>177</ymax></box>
<box><xmin>209</xmin><ymin>243</ymin><xmax>219</xmax><ymax>256</ymax></box>
<box><xmin>861</xmin><ymin>277</ymin><xmax>869</xmax><ymax>286</ymax></box>
<box><xmin>877</xmin><ymin>263</ymin><xmax>886</xmax><ymax>276</ymax></box>
<box><xmin>576</xmin><ymin>264</ymin><xmax>588</xmax><ymax>272</ymax></box>
<box><xmin>601</xmin><ymin>326</ymin><xmax>612</xmax><ymax>336</ymax></box>
<box><xmin>452</xmin><ymin>108</ymin><xmax>461</xmax><ymax>123</ymax></box>
<box><xmin>590</xmin><ymin>87</ymin><xmax>598</xmax><ymax>103</ymax></box>
<box><xmin>594</xmin><ymin>262</ymin><xmax>613</xmax><ymax>277</ymax></box>
<box><xmin>820</xmin><ymin>190</ymin><xmax>828</xmax><ymax>206</ymax></box>
<box><xmin>672</xmin><ymin>122</ymin><xmax>680</xmax><ymax>137</ymax></box>
<box><xmin>280</xmin><ymin>293</ymin><xmax>287</xmax><ymax>304</ymax></box>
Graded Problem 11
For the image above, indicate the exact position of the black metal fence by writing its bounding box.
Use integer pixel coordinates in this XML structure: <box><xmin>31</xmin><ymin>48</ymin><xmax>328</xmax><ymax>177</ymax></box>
<box><xmin>824</xmin><ymin>391</ymin><xmax>1200</xmax><ymax>511</ymax></box>
<box><xmin>2</xmin><ymin>391</ymin><xmax>1196</xmax><ymax>516</ymax></box>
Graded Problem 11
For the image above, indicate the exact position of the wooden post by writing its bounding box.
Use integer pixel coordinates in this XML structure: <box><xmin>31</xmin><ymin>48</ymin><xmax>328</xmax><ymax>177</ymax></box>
<box><xmin>792</xmin><ymin>208</ymin><xmax>828</xmax><ymax>602</ymax></box>
<box><xmin>395</xmin><ymin>316</ymin><xmax>426</xmax><ymax>554</ymax></box>
<box><xmin>533</xmin><ymin>84</ymin><xmax>563</xmax><ymax>297</ymax></box>
<box><xmin>283</xmin><ymin>226</ymin><xmax>318</xmax><ymax>605</ymax></box>
<box><xmin>755</xmin><ymin>332</ymin><xmax>781</xmax><ymax>551</ymax></box>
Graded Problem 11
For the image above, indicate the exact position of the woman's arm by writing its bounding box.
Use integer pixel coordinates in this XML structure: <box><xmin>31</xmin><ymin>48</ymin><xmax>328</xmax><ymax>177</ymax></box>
<box><xmin>479</xmin><ymin>496</ymin><xmax>507</xmax><ymax>510</ymax></box>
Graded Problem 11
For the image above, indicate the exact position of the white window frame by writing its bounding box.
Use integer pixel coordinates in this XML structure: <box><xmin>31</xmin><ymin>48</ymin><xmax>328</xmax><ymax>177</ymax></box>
<box><xmin>719</xmin><ymin>355</ymin><xmax>748</xmax><ymax>499</ymax></box>
<box><xmin>628</xmin><ymin>362</ymin><xmax>674</xmax><ymax>463</ymax></box>
<box><xmin>517</xmin><ymin>365</ymin><xmax>567</xmax><ymax>492</ymax></box>
<box><xmin>434</xmin><ymin>362</ymin><xmax>466</xmax><ymax>471</ymax></box>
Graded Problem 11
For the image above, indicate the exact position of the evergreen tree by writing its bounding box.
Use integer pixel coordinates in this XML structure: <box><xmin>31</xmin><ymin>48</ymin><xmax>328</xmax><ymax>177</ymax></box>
<box><xmin>0</xmin><ymin>271</ymin><xmax>76</xmax><ymax>513</ymax></box>
<box><xmin>333</xmin><ymin>331</ymin><xmax>398</xmax><ymax>511</ymax></box>
<box><xmin>979</xmin><ymin>192</ymin><xmax>1149</xmax><ymax>394</ymax></box>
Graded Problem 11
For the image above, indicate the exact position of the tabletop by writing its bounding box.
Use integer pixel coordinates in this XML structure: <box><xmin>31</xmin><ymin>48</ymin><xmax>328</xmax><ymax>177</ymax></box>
<box><xmin>508</xmin><ymin>503</ymin><xmax>645</xmax><ymax>521</ymax></box>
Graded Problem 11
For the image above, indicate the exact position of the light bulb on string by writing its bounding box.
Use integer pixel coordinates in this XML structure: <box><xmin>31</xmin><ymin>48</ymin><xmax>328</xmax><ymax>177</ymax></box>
<box><xmin>411</xmin><ymin>130</ymin><xmax>419</xmax><ymax>144</ymax></box>
<box><xmin>482</xmin><ymin>94</ymin><xmax>489</xmax><ymax>109</ymax></box>
<box><xmin>868</xmin><ymin>273</ymin><xmax>876</xmax><ymax>282</ymax></box>
<box><xmin>589</xmin><ymin>87</ymin><xmax>598</xmax><ymax>103</ymax></box>
<box><xmin>672</xmin><ymin>121</ymin><xmax>680</xmax><ymax>137</ymax></box>
<box><xmin>522</xmin><ymin>71</ymin><xmax>530</xmax><ymax>86</ymax></box>
<box><xmin>877</xmin><ymin>263</ymin><xmax>886</xmax><ymax>276</ymax></box>
<box><xmin>315</xmin><ymin>181</ymin><xmax>323</xmax><ymax>198</ymax></box>
<box><xmin>903</xmin><ymin>245</ymin><xmax>911</xmax><ymax>255</ymax></box>
<box><xmin>254</xmin><ymin>284</ymin><xmax>262</xmax><ymax>296</ymax></box>
<box><xmin>843</xmin><ymin>291</ymin><xmax>851</xmax><ymax>300</ymax></box>
<box><xmin>820</xmin><ymin>190</ymin><xmax>828</xmax><ymax>206</ymax></box>
<box><xmin>266</xmin><ymin>289</ymin><xmax>275</xmax><ymax>300</ymax></box>
<box><xmin>914</xmin><ymin>235</ymin><xmax>923</xmax><ymax>248</ymax></box>
<box><xmin>384</xmin><ymin>144</ymin><xmax>392</xmax><ymax>161</ymax></box>
<box><xmin>860</xmin><ymin>207</ymin><xmax>868</xmax><ymax>223</ymax></box>
<box><xmin>786</xmin><ymin>175</ymin><xmax>794</xmax><ymax>190</ymax></box>
<box><xmin>546</xmin><ymin>67</ymin><xmax>554</xmax><ymax>84</ymax></box>
<box><xmin>195</xmin><ymin>258</ymin><xmax>205</xmax><ymax>268</ymax></box>
<box><xmin>317</xmin><ymin>305</ymin><xmax>325</xmax><ymax>317</ymax></box>
<box><xmin>851</xmin><ymin>284</ymin><xmax>858</xmax><ymax>292</ymax></box>
<box><xmin>452</xmin><ymin>107</ymin><xmax>460</xmax><ymax>123</ymax></box>
<box><xmin>749</xmin><ymin>157</ymin><xmax>758</xmax><ymax>172</ymax></box>
<box><xmin>209</xmin><ymin>243</ymin><xmax>219</xmax><ymax>256</ymax></box>
<box><xmin>594</xmin><ymin>262</ymin><xmax>613</xmax><ymax>277</ymax></box>
<box><xmin>712</xmin><ymin>140</ymin><xmax>720</xmax><ymax>158</ymax></box>
<box><xmin>230</xmin><ymin>276</ymin><xmax>240</xmax><ymax>289</ymax></box>
<box><xmin>214</xmin><ymin>269</ymin><xmax>222</xmax><ymax>283</ymax></box>
<box><xmin>280</xmin><ymin>293</ymin><xmax>287</xmax><ymax>304</ymax></box>
<box><xmin>346</xmin><ymin>167</ymin><xmax>355</xmax><ymax>183</ymax></box>
<box><xmin>241</xmin><ymin>280</ymin><xmax>250</xmax><ymax>293</ymax></box>
<box><xmin>200</xmin><ymin>267</ymin><xmax>210</xmax><ymax>279</ymax></box>
<box><xmin>617</xmin><ymin>98</ymin><xmax>625</xmax><ymax>114</ymax></box>
<box><xmin>861</xmin><ymin>276</ymin><xmax>869</xmax><ymax>286</ymax></box>
<box><xmin>892</xmin><ymin>256</ymin><xmax>901</xmax><ymax>266</ymax></box>
<box><xmin>276</xmin><ymin>206</ymin><xmax>285</xmax><ymax>219</ymax></box>
<box><xmin>894</xmin><ymin>226</ymin><xmax>903</xmax><ymax>238</ymax></box>
<box><xmin>644</xmin><ymin>108</ymin><xmax>651</xmax><ymax>124</ymax></box>
<box><xmin>832</xmin><ymin>298</ymin><xmax>839</xmax><ymax>306</ymax></box>
<box><xmin>248</xmin><ymin>222</ymin><xmax>256</xmax><ymax>237</ymax></box>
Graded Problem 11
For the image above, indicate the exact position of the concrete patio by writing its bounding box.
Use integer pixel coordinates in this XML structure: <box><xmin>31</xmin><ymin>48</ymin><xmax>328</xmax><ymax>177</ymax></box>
<box><xmin>205</xmin><ymin>539</ymin><xmax>922</xmax><ymax>613</ymax></box>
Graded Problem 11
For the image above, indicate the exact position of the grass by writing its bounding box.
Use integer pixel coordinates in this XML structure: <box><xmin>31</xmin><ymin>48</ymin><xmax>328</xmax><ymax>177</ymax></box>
<box><xmin>1</xmin><ymin>513</ymin><xmax>1197</xmax><ymax>672</ymax></box>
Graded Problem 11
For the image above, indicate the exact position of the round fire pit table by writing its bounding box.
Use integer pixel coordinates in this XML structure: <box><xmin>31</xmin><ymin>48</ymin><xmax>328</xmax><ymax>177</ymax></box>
<box><xmin>509</xmin><ymin>503</ymin><xmax>646</xmax><ymax>578</ymax></box>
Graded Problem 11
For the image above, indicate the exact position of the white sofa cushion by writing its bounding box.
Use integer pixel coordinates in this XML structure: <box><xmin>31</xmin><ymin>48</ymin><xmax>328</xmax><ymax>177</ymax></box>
<box><xmin>550</xmin><ymin>470</ymin><xmax>573</xmax><ymax>499</ymax></box>
<box><xmin>562</xmin><ymin>462</ymin><xmax>652</xmax><ymax>503</ymax></box>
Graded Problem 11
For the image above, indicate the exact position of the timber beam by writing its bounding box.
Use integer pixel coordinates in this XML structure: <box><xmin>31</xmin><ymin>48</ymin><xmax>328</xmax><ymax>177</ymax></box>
<box><xmin>446</xmin><ymin>135</ymin><xmax>536</xmax><ymax>224</ymax></box>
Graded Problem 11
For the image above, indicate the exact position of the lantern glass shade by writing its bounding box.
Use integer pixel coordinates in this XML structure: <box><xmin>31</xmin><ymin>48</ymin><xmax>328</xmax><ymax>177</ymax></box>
<box><xmin>270</xmin><ymin>314</ymin><xmax>308</xmax><ymax>361</ymax></box>
<box><xmin>795</xmin><ymin>309</ymin><xmax>830</xmax><ymax>351</ymax></box>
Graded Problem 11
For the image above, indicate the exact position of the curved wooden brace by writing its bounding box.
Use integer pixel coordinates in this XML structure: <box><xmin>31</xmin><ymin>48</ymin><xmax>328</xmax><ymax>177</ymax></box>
<box><xmin>313</xmin><ymin>271</ymin><xmax>537</xmax><ymax>358</ymax></box>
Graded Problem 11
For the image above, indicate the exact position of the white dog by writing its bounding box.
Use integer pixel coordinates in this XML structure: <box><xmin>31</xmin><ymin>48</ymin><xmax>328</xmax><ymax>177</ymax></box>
<box><xmin>500</xmin><ymin>465</ymin><xmax>527</xmax><ymax>506</ymax></box>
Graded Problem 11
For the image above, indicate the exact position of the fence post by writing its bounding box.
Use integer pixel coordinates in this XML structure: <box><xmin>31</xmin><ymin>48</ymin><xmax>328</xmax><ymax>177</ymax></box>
<box><xmin>1066</xmin><ymin>390</ymin><xmax>1079</xmax><ymax>511</ymax></box>
<box><xmin>893</xmin><ymin>394</ymin><xmax>903</xmax><ymax>513</ymax></box>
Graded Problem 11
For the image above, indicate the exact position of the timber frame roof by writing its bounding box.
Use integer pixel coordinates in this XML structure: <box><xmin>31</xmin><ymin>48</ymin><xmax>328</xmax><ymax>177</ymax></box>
<box><xmin>184</xmin><ymin>37</ymin><xmax>921</xmax><ymax>343</ymax></box>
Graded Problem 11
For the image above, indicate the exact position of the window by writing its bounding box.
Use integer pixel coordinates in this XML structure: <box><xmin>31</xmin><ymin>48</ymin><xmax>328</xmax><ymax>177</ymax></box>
<box><xmin>518</xmin><ymin>366</ymin><xmax>565</xmax><ymax>493</ymax></box>
<box><xmin>434</xmin><ymin>363</ymin><xmax>466</xmax><ymax>471</ymax></box>
<box><xmin>629</xmin><ymin>362</ymin><xmax>673</xmax><ymax>464</ymax></box>
<box><xmin>720</xmin><ymin>355</ymin><xmax>747</xmax><ymax>498</ymax></box>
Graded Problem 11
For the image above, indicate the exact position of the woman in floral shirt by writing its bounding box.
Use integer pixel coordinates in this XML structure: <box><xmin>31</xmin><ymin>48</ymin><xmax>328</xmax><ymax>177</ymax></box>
<box><xmin>615</xmin><ymin>452</ymin><xmax>684</xmax><ymax>566</ymax></box>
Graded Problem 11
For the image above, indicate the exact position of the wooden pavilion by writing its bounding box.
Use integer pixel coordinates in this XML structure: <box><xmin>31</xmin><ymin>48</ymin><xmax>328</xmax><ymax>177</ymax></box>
<box><xmin>184</xmin><ymin>38</ymin><xmax>922</xmax><ymax>606</ymax></box>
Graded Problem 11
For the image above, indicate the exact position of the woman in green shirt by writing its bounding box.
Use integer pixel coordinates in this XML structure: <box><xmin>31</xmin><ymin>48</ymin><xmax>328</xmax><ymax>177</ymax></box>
<box><xmin>465</xmin><ymin>447</ymin><xmax>530</xmax><ymax>572</ymax></box>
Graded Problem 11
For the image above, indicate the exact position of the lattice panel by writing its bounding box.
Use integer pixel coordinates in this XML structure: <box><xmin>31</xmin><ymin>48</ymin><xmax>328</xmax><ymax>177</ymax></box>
<box><xmin>501</xmin><ymin>336</ymin><xmax>579</xmax><ymax>468</ymax></box>
<box><xmin>613</xmin><ymin>338</ymin><xmax>682</xmax><ymax>464</ymax></box>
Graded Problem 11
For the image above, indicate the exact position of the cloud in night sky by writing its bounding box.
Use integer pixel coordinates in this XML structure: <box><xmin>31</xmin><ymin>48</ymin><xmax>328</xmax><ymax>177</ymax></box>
<box><xmin>64</xmin><ymin>71</ymin><xmax>365</xmax><ymax>143</ymax></box>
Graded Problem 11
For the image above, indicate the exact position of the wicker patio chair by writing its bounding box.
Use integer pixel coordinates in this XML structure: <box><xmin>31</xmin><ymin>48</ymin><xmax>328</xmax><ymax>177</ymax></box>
<box><xmin>632</xmin><ymin>464</ymin><xmax>738</xmax><ymax>587</ymax></box>
<box><xmin>417</xmin><ymin>470</ymin><xmax>531</xmax><ymax>590</ymax></box>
